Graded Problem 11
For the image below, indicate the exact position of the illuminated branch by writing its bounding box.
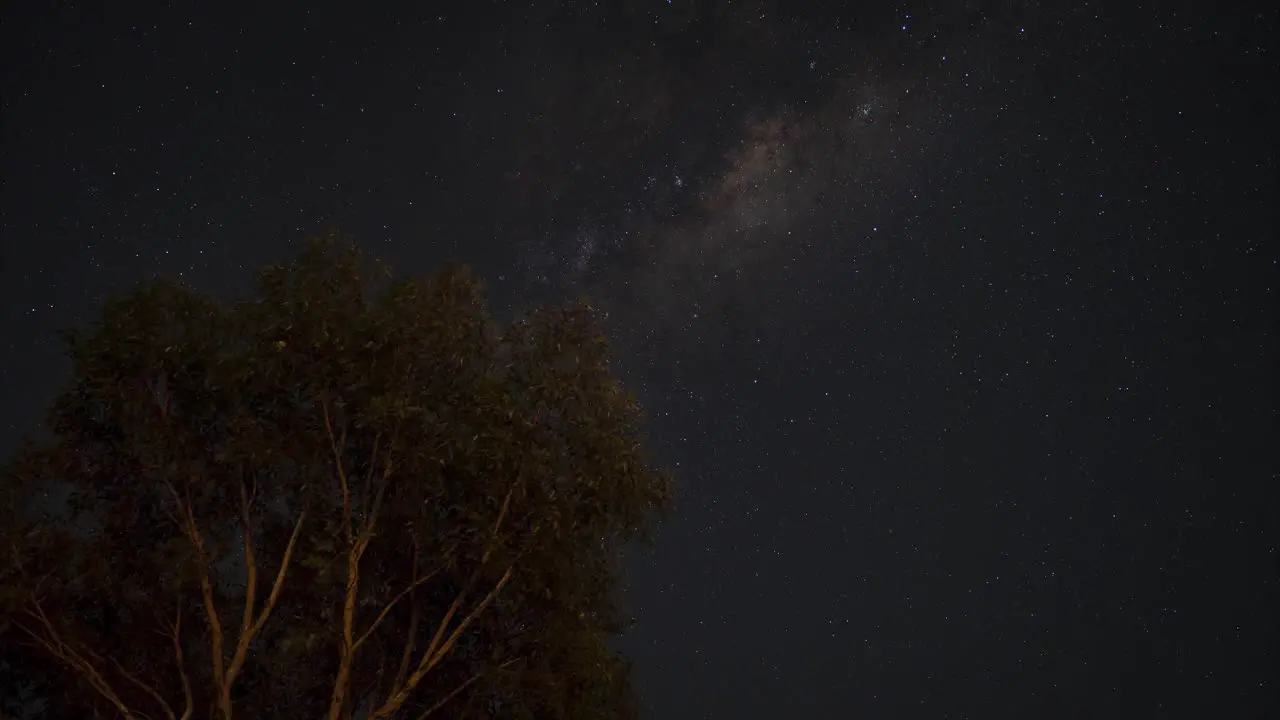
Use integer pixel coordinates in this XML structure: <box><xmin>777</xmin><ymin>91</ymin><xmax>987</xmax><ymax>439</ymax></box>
<box><xmin>322</xmin><ymin>398</ymin><xmax>353</xmax><ymax>544</ymax></box>
<box><xmin>15</xmin><ymin>601</ymin><xmax>137</xmax><ymax>719</ymax></box>
<box><xmin>225</xmin><ymin>480</ymin><xmax>258</xmax><ymax>699</ymax></box>
<box><xmin>367</xmin><ymin>485</ymin><xmax>523</xmax><ymax>720</ymax></box>
<box><xmin>423</xmin><ymin>566</ymin><xmax>514</xmax><ymax>673</ymax></box>
<box><xmin>167</xmin><ymin>609</ymin><xmax>194</xmax><ymax>720</ymax></box>
<box><xmin>327</xmin><ymin>541</ymin><xmax>363</xmax><ymax>720</ymax></box>
<box><xmin>414</xmin><ymin>657</ymin><xmax>521</xmax><ymax>720</ymax></box>
<box><xmin>109</xmin><ymin>654</ymin><xmax>176</xmax><ymax>720</ymax></box>
<box><xmin>170</xmin><ymin>484</ymin><xmax>226</xmax><ymax>704</ymax></box>
<box><xmin>353</xmin><ymin>566</ymin><xmax>441</xmax><ymax>653</ymax></box>
<box><xmin>221</xmin><ymin>481</ymin><xmax>308</xmax><ymax>715</ymax></box>
<box><xmin>388</xmin><ymin>600</ymin><xmax>421</xmax><ymax>707</ymax></box>
<box><xmin>328</xmin><ymin>438</ymin><xmax>397</xmax><ymax>720</ymax></box>
<box><xmin>360</xmin><ymin>432</ymin><xmax>382</xmax><ymax>526</ymax></box>
<box><xmin>167</xmin><ymin>476</ymin><xmax>306</xmax><ymax>720</ymax></box>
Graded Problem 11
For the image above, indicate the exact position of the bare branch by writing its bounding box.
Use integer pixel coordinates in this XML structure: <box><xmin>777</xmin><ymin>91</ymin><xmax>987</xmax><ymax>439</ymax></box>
<box><xmin>360</xmin><ymin>641</ymin><xmax>389</xmax><ymax>720</ymax></box>
<box><xmin>227</xmin><ymin>480</ymin><xmax>258</xmax><ymax>689</ymax></box>
<box><xmin>327</xmin><ymin>424</ymin><xmax>398</xmax><ymax>720</ymax></box>
<box><xmin>414</xmin><ymin>657</ymin><xmax>522</xmax><ymax>720</ymax></box>
<box><xmin>424</xmin><ymin>566</ymin><xmax>514</xmax><ymax>674</ymax></box>
<box><xmin>169</xmin><ymin>611</ymin><xmax>194</xmax><ymax>720</ymax></box>
<box><xmin>327</xmin><ymin>543</ymin><xmax>363</xmax><ymax>720</ymax></box>
<box><xmin>489</xmin><ymin>485</ymin><xmax>516</xmax><ymax>551</ymax></box>
<box><xmin>369</xmin><ymin>562</ymin><xmax>518</xmax><ymax>720</ymax></box>
<box><xmin>422</xmin><ymin>484</ymin><xmax>516</xmax><ymax>667</ymax></box>
<box><xmin>322</xmin><ymin>398</ymin><xmax>354</xmax><ymax>545</ymax></box>
<box><xmin>360</xmin><ymin>431</ymin><xmax>382</xmax><ymax>526</ymax></box>
<box><xmin>417</xmin><ymin>572</ymin><xmax>477</xmax><ymax>684</ymax></box>
<box><xmin>221</xmin><ymin>492</ymin><xmax>307</xmax><ymax>715</ymax></box>
<box><xmin>16</xmin><ymin>602</ymin><xmax>137</xmax><ymax>719</ymax></box>
<box><xmin>178</xmin><ymin>489</ymin><xmax>226</xmax><ymax>699</ymax></box>
<box><xmin>368</xmin><ymin>482</ymin><xmax>523</xmax><ymax>719</ymax></box>
<box><xmin>353</xmin><ymin>566</ymin><xmax>441</xmax><ymax>652</ymax></box>
<box><xmin>388</xmin><ymin>599</ymin><xmax>421</xmax><ymax>708</ymax></box>
<box><xmin>249</xmin><ymin>508</ymin><xmax>308</xmax><ymax>639</ymax></box>
<box><xmin>360</xmin><ymin>412</ymin><xmax>405</xmax><ymax>543</ymax></box>
<box><xmin>415</xmin><ymin>673</ymin><xmax>480</xmax><ymax>720</ymax></box>
<box><xmin>109</xmin><ymin>655</ymin><xmax>177</xmax><ymax>720</ymax></box>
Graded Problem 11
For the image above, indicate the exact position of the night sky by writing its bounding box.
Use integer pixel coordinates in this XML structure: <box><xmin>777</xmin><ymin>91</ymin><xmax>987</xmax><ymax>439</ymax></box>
<box><xmin>3</xmin><ymin>2</ymin><xmax>1277</xmax><ymax>717</ymax></box>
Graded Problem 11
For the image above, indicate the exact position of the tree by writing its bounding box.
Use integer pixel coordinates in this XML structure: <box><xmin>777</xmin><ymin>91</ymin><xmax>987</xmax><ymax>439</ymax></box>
<box><xmin>0</xmin><ymin>234</ymin><xmax>672</xmax><ymax>719</ymax></box>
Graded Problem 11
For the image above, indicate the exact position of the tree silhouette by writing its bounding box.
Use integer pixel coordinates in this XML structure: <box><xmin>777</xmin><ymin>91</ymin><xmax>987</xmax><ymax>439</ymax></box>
<box><xmin>0</xmin><ymin>234</ymin><xmax>672</xmax><ymax>719</ymax></box>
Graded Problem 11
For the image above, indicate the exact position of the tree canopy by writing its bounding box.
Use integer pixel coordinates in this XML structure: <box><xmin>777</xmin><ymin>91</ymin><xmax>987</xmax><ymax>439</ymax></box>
<box><xmin>0</xmin><ymin>235</ymin><xmax>672</xmax><ymax>719</ymax></box>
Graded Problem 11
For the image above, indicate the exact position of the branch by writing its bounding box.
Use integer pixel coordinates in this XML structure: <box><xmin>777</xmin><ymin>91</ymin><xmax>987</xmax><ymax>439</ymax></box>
<box><xmin>327</xmin><ymin>447</ymin><xmax>396</xmax><ymax>720</ymax></box>
<box><xmin>324</xmin><ymin>412</ymin><xmax>405</xmax><ymax>720</ymax></box>
<box><xmin>360</xmin><ymin>431</ymin><xmax>382</xmax><ymax>528</ymax></box>
<box><xmin>250</xmin><ymin>508</ymin><xmax>308</xmax><ymax>639</ymax></box>
<box><xmin>322</xmin><ymin>398</ymin><xmax>354</xmax><ymax>545</ymax></box>
<box><xmin>388</xmin><ymin>598</ymin><xmax>421</xmax><ymax>709</ymax></box>
<box><xmin>362</xmin><ymin>412</ymin><xmax>405</xmax><ymax>542</ymax></box>
<box><xmin>16</xmin><ymin>601</ymin><xmax>137</xmax><ymax>719</ymax></box>
<box><xmin>353</xmin><ymin>566</ymin><xmax>441</xmax><ymax>652</ymax></box>
<box><xmin>227</xmin><ymin>480</ymin><xmax>258</xmax><ymax>690</ymax></box>
<box><xmin>360</xmin><ymin>460</ymin><xmax>393</xmax><ymax>542</ymax></box>
<box><xmin>169</xmin><ymin>610</ymin><xmax>194</xmax><ymax>720</ymax></box>
<box><xmin>415</xmin><ymin>657</ymin><xmax>522</xmax><ymax>720</ymax></box>
<box><xmin>176</xmin><ymin>487</ymin><xmax>226</xmax><ymax>700</ymax></box>
<box><xmin>109</xmin><ymin>655</ymin><xmax>176</xmax><ymax>720</ymax></box>
<box><xmin>422</xmin><ymin>566</ymin><xmax>514</xmax><ymax>674</ymax></box>
<box><xmin>416</xmin><ymin>487</ymin><xmax>515</xmax><ymax>677</ymax></box>
<box><xmin>368</xmin><ymin>485</ymin><xmax>521</xmax><ymax>720</ymax></box>
<box><xmin>327</xmin><ymin>542</ymin><xmax>363</xmax><ymax>720</ymax></box>
<box><xmin>360</xmin><ymin>640</ymin><xmax>390</xmax><ymax>720</ymax></box>
<box><xmin>221</xmin><ymin>490</ymin><xmax>308</xmax><ymax>710</ymax></box>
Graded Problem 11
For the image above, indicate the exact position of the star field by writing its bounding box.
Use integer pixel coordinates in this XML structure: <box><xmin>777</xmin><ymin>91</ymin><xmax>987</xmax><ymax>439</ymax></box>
<box><xmin>2</xmin><ymin>2</ymin><xmax>1276</xmax><ymax>717</ymax></box>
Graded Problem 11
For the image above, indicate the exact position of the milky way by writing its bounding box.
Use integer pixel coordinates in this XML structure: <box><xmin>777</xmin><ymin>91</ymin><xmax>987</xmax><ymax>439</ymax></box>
<box><xmin>532</xmin><ymin>61</ymin><xmax>969</xmax><ymax>353</ymax></box>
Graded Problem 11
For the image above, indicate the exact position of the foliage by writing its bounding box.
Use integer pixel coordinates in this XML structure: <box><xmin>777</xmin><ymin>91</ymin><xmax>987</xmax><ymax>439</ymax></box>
<box><xmin>0</xmin><ymin>234</ymin><xmax>672</xmax><ymax>720</ymax></box>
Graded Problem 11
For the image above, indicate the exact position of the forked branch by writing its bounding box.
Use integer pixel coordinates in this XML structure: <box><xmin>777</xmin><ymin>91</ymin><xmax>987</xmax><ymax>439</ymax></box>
<box><xmin>167</xmin><ymin>609</ymin><xmax>194</xmax><ymax>720</ymax></box>
<box><xmin>167</xmin><ymin>477</ymin><xmax>306</xmax><ymax>720</ymax></box>
<box><xmin>220</xmin><ymin>486</ymin><xmax>308</xmax><ymax>715</ymax></box>
<box><xmin>326</xmin><ymin>432</ymin><xmax>398</xmax><ymax>720</ymax></box>
<box><xmin>15</xmin><ymin>600</ymin><xmax>137</xmax><ymax>719</ymax></box>
<box><xmin>415</xmin><ymin>657</ymin><xmax>522</xmax><ymax>720</ymax></box>
<box><xmin>367</xmin><ymin>485</ymin><xmax>525</xmax><ymax>719</ymax></box>
<box><xmin>171</xmin><ymin>484</ymin><xmax>227</xmax><ymax>700</ymax></box>
<box><xmin>322</xmin><ymin>397</ymin><xmax>354</xmax><ymax>544</ymax></box>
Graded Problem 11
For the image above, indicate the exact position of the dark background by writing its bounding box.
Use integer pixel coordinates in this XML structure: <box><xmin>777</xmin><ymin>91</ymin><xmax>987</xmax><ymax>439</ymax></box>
<box><xmin>2</xmin><ymin>2</ymin><xmax>1276</xmax><ymax>717</ymax></box>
